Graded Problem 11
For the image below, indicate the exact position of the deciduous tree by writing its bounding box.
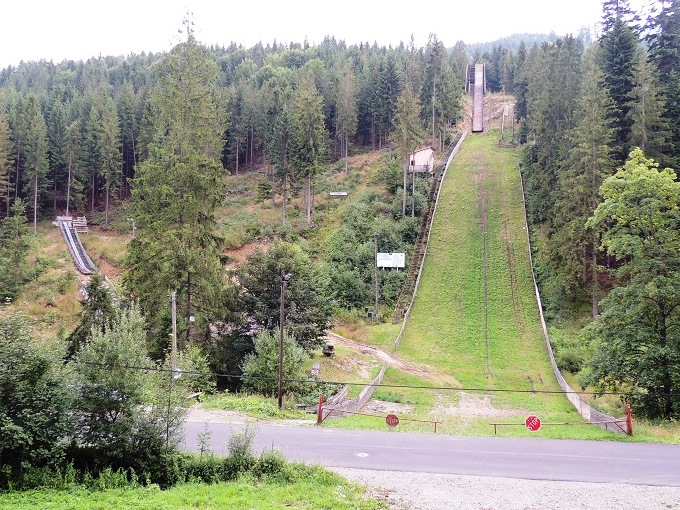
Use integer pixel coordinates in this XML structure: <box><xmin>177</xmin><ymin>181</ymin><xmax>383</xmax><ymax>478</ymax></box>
<box><xmin>0</xmin><ymin>314</ymin><xmax>72</xmax><ymax>483</ymax></box>
<box><xmin>585</xmin><ymin>149</ymin><xmax>680</xmax><ymax>419</ymax></box>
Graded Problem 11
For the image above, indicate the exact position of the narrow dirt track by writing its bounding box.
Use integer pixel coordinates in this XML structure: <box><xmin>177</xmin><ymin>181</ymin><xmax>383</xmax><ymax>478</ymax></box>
<box><xmin>325</xmin><ymin>332</ymin><xmax>454</xmax><ymax>383</ymax></box>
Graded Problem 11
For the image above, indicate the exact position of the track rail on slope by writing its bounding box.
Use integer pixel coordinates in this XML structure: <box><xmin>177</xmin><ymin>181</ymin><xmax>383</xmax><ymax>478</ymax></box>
<box><xmin>470</xmin><ymin>63</ymin><xmax>485</xmax><ymax>133</ymax></box>
<box><xmin>57</xmin><ymin>218</ymin><xmax>97</xmax><ymax>275</ymax></box>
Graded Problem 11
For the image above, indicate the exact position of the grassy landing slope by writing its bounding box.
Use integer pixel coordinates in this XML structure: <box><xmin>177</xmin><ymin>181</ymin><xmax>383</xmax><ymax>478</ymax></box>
<box><xmin>395</xmin><ymin>130</ymin><xmax>596</xmax><ymax>435</ymax></box>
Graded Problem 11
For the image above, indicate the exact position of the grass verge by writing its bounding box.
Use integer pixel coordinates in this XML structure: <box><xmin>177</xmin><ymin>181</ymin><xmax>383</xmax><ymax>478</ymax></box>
<box><xmin>0</xmin><ymin>465</ymin><xmax>385</xmax><ymax>510</ymax></box>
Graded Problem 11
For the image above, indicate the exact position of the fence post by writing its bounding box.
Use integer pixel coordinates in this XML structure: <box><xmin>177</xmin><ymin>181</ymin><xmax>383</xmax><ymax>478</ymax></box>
<box><xmin>625</xmin><ymin>402</ymin><xmax>633</xmax><ymax>436</ymax></box>
<box><xmin>317</xmin><ymin>393</ymin><xmax>324</xmax><ymax>425</ymax></box>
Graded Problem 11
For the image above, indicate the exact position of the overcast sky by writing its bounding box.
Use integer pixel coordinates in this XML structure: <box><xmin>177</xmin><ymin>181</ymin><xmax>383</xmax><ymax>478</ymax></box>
<box><xmin>1</xmin><ymin>0</ymin><xmax>649</xmax><ymax>68</ymax></box>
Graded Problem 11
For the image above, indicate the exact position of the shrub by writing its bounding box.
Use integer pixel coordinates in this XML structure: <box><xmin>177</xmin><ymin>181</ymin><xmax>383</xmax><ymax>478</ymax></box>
<box><xmin>0</xmin><ymin>315</ymin><xmax>73</xmax><ymax>487</ymax></box>
<box><xmin>253</xmin><ymin>450</ymin><xmax>289</xmax><ymax>480</ymax></box>
<box><xmin>241</xmin><ymin>330</ymin><xmax>308</xmax><ymax>397</ymax></box>
<box><xmin>223</xmin><ymin>425</ymin><xmax>257</xmax><ymax>479</ymax></box>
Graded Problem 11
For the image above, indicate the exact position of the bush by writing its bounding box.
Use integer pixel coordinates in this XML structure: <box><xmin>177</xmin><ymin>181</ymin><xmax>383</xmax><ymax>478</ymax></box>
<box><xmin>184</xmin><ymin>455</ymin><xmax>223</xmax><ymax>484</ymax></box>
<box><xmin>0</xmin><ymin>315</ymin><xmax>73</xmax><ymax>487</ymax></box>
<box><xmin>242</xmin><ymin>331</ymin><xmax>308</xmax><ymax>397</ymax></box>
<box><xmin>253</xmin><ymin>450</ymin><xmax>289</xmax><ymax>480</ymax></box>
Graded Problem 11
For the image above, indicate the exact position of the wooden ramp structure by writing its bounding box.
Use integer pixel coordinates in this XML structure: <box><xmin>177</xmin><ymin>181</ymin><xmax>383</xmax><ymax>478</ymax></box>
<box><xmin>466</xmin><ymin>63</ymin><xmax>486</xmax><ymax>133</ymax></box>
<box><xmin>55</xmin><ymin>216</ymin><xmax>97</xmax><ymax>275</ymax></box>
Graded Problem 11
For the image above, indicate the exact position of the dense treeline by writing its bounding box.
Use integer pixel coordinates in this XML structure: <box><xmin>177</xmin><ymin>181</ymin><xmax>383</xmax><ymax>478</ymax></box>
<box><xmin>0</xmin><ymin>32</ymin><xmax>465</xmax><ymax>224</ymax></box>
<box><xmin>516</xmin><ymin>0</ymin><xmax>680</xmax><ymax>419</ymax></box>
<box><xmin>1</xmin><ymin>24</ymin><xmax>467</xmax><ymax>392</ymax></box>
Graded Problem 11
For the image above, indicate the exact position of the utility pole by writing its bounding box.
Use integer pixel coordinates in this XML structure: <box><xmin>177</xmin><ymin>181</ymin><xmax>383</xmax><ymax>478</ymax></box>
<box><xmin>374</xmin><ymin>233</ymin><xmax>380</xmax><ymax>321</ymax></box>
<box><xmin>171</xmin><ymin>290</ymin><xmax>177</xmax><ymax>375</ymax></box>
<box><xmin>278</xmin><ymin>272</ymin><xmax>293</xmax><ymax>409</ymax></box>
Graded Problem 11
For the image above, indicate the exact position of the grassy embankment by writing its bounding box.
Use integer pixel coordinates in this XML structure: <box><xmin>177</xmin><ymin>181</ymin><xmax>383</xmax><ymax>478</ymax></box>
<box><xmin>332</xmin><ymin>130</ymin><xmax>634</xmax><ymax>439</ymax></box>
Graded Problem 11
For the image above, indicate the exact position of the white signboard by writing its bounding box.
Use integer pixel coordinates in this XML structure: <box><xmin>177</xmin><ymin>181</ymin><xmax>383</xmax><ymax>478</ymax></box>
<box><xmin>377</xmin><ymin>252</ymin><xmax>405</xmax><ymax>268</ymax></box>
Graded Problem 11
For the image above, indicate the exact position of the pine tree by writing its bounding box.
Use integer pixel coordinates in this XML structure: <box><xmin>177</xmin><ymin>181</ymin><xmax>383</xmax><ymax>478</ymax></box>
<box><xmin>22</xmin><ymin>94</ymin><xmax>49</xmax><ymax>232</ymax></box>
<box><xmin>0</xmin><ymin>105</ymin><xmax>14</xmax><ymax>217</ymax></box>
<box><xmin>125</xmin><ymin>26</ymin><xmax>227</xmax><ymax>345</ymax></box>
<box><xmin>599</xmin><ymin>1</ymin><xmax>640</xmax><ymax>163</ymax></box>
<box><xmin>551</xmin><ymin>47</ymin><xmax>616</xmax><ymax>316</ymax></box>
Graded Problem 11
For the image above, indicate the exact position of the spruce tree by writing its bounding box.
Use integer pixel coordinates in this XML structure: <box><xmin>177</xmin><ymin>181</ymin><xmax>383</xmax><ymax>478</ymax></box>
<box><xmin>0</xmin><ymin>106</ymin><xmax>13</xmax><ymax>217</ymax></box>
<box><xmin>374</xmin><ymin>54</ymin><xmax>401</xmax><ymax>147</ymax></box>
<box><xmin>627</xmin><ymin>49</ymin><xmax>670</xmax><ymax>162</ymax></box>
<box><xmin>646</xmin><ymin>0</ymin><xmax>680</xmax><ymax>167</ymax></box>
<box><xmin>125</xmin><ymin>26</ymin><xmax>227</xmax><ymax>346</ymax></box>
<box><xmin>392</xmin><ymin>84</ymin><xmax>423</xmax><ymax>217</ymax></box>
<box><xmin>290</xmin><ymin>75</ymin><xmax>327</xmax><ymax>226</ymax></box>
<box><xmin>21</xmin><ymin>94</ymin><xmax>49</xmax><ymax>231</ymax></box>
<box><xmin>47</xmin><ymin>98</ymin><xmax>68</xmax><ymax>213</ymax></box>
<box><xmin>64</xmin><ymin>121</ymin><xmax>85</xmax><ymax>216</ymax></box>
<box><xmin>551</xmin><ymin>47</ymin><xmax>616</xmax><ymax>316</ymax></box>
<box><xmin>116</xmin><ymin>81</ymin><xmax>139</xmax><ymax>197</ymax></box>
<box><xmin>334</xmin><ymin>63</ymin><xmax>358</xmax><ymax>174</ymax></box>
<box><xmin>98</xmin><ymin>96</ymin><xmax>121</xmax><ymax>225</ymax></box>
<box><xmin>267</xmin><ymin>102</ymin><xmax>294</xmax><ymax>226</ymax></box>
<box><xmin>599</xmin><ymin>1</ymin><xmax>640</xmax><ymax>163</ymax></box>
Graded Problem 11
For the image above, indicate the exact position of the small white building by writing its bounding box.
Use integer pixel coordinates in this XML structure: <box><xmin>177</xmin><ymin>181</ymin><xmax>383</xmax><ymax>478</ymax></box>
<box><xmin>409</xmin><ymin>147</ymin><xmax>435</xmax><ymax>173</ymax></box>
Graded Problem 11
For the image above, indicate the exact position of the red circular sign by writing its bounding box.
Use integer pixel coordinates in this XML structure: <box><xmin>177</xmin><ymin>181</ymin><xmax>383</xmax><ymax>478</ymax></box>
<box><xmin>525</xmin><ymin>415</ymin><xmax>541</xmax><ymax>432</ymax></box>
<box><xmin>385</xmin><ymin>414</ymin><xmax>400</xmax><ymax>427</ymax></box>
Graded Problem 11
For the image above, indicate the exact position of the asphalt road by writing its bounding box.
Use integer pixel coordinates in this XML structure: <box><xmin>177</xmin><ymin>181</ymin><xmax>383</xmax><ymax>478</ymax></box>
<box><xmin>183</xmin><ymin>418</ymin><xmax>680</xmax><ymax>487</ymax></box>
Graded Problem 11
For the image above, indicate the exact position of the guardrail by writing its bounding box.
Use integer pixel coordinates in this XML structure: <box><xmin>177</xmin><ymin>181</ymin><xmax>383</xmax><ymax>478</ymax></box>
<box><xmin>318</xmin><ymin>365</ymin><xmax>386</xmax><ymax>420</ymax></box>
<box><xmin>517</xmin><ymin>164</ymin><xmax>631</xmax><ymax>435</ymax></box>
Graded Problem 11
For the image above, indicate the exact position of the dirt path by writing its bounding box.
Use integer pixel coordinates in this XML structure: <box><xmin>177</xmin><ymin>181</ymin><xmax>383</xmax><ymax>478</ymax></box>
<box><xmin>325</xmin><ymin>332</ymin><xmax>458</xmax><ymax>385</ymax></box>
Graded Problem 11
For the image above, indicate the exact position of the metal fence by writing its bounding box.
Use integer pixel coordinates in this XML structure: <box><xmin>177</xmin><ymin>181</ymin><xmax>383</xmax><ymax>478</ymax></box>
<box><xmin>517</xmin><ymin>164</ymin><xmax>629</xmax><ymax>434</ymax></box>
<box><xmin>320</xmin><ymin>365</ymin><xmax>387</xmax><ymax>420</ymax></box>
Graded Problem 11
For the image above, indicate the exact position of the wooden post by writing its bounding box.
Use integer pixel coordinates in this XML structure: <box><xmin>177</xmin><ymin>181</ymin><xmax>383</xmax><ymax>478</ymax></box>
<box><xmin>317</xmin><ymin>393</ymin><xmax>324</xmax><ymax>424</ymax></box>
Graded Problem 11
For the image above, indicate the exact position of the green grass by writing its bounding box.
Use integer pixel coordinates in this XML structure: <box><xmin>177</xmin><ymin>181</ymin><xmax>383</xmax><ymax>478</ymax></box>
<box><xmin>349</xmin><ymin>130</ymin><xmax>603</xmax><ymax>435</ymax></box>
<box><xmin>0</xmin><ymin>466</ymin><xmax>385</xmax><ymax>510</ymax></box>
<box><xmin>201</xmin><ymin>392</ymin><xmax>310</xmax><ymax>420</ymax></box>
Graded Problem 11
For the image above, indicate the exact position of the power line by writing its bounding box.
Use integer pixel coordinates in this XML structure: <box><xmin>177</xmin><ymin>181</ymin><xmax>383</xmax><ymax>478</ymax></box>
<box><xmin>71</xmin><ymin>360</ymin><xmax>680</xmax><ymax>398</ymax></box>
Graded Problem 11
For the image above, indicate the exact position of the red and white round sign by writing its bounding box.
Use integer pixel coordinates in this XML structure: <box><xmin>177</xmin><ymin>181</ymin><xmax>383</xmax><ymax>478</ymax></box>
<box><xmin>385</xmin><ymin>414</ymin><xmax>400</xmax><ymax>427</ymax></box>
<box><xmin>525</xmin><ymin>415</ymin><xmax>541</xmax><ymax>432</ymax></box>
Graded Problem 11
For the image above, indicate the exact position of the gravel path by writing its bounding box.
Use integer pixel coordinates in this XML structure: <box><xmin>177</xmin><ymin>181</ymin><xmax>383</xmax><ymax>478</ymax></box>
<box><xmin>332</xmin><ymin>468</ymin><xmax>680</xmax><ymax>510</ymax></box>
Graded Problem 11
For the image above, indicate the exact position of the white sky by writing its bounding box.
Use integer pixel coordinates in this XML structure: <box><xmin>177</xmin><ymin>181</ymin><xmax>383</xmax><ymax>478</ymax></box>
<box><xmin>1</xmin><ymin>0</ymin><xmax>649</xmax><ymax>68</ymax></box>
